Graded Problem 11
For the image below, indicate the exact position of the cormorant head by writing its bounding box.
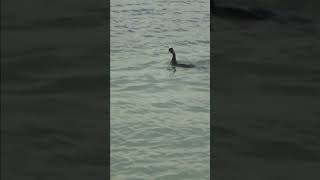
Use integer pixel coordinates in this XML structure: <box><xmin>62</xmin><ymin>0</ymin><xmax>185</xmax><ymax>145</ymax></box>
<box><xmin>168</xmin><ymin>48</ymin><xmax>175</xmax><ymax>54</ymax></box>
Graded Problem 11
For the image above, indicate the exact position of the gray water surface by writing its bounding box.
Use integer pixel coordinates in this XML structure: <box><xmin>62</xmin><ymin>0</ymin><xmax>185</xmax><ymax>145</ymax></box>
<box><xmin>111</xmin><ymin>0</ymin><xmax>210</xmax><ymax>179</ymax></box>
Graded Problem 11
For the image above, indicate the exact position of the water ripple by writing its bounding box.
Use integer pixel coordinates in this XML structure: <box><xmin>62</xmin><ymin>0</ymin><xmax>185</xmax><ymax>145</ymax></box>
<box><xmin>111</xmin><ymin>0</ymin><xmax>210</xmax><ymax>179</ymax></box>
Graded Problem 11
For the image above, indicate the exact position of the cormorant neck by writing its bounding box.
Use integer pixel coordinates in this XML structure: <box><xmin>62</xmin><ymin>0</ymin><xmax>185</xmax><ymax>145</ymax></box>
<box><xmin>171</xmin><ymin>53</ymin><xmax>177</xmax><ymax>65</ymax></box>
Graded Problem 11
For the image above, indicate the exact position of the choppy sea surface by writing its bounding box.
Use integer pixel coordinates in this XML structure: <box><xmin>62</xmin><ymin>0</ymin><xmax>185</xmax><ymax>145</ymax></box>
<box><xmin>2</xmin><ymin>0</ymin><xmax>320</xmax><ymax>179</ymax></box>
<box><xmin>111</xmin><ymin>0</ymin><xmax>210</xmax><ymax>179</ymax></box>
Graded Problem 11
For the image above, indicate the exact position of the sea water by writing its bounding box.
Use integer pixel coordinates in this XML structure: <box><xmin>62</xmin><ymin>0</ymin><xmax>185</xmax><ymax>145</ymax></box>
<box><xmin>111</xmin><ymin>0</ymin><xmax>210</xmax><ymax>179</ymax></box>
